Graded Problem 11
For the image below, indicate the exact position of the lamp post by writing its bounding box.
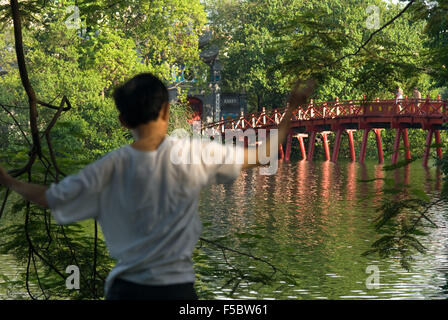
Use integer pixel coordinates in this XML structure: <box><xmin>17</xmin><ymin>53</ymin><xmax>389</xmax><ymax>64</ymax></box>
<box><xmin>214</xmin><ymin>82</ymin><xmax>221</xmax><ymax>122</ymax></box>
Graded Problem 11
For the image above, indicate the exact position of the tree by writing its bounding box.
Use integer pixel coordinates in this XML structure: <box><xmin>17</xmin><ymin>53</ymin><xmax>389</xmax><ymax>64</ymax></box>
<box><xmin>405</xmin><ymin>0</ymin><xmax>448</xmax><ymax>88</ymax></box>
<box><xmin>206</xmin><ymin>0</ymin><xmax>441</xmax><ymax>114</ymax></box>
<box><xmin>80</xmin><ymin>0</ymin><xmax>209</xmax><ymax>88</ymax></box>
<box><xmin>1</xmin><ymin>0</ymin><xmax>286</xmax><ymax>300</ymax></box>
<box><xmin>276</xmin><ymin>0</ymin><xmax>438</xmax><ymax>100</ymax></box>
<box><xmin>205</xmin><ymin>0</ymin><xmax>305</xmax><ymax>112</ymax></box>
<box><xmin>352</xmin><ymin>1</ymin><xmax>448</xmax><ymax>287</ymax></box>
<box><xmin>0</xmin><ymin>0</ymin><xmax>203</xmax><ymax>299</ymax></box>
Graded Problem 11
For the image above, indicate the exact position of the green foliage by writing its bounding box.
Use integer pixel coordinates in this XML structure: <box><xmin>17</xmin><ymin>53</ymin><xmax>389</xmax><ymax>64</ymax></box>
<box><xmin>79</xmin><ymin>27</ymin><xmax>147</xmax><ymax>94</ymax></box>
<box><xmin>206</xmin><ymin>0</ymin><xmax>304</xmax><ymax>111</ymax></box>
<box><xmin>207</xmin><ymin>0</ymin><xmax>445</xmax><ymax>115</ymax></box>
<box><xmin>0</xmin><ymin>0</ymin><xmax>204</xmax><ymax>300</ymax></box>
<box><xmin>407</xmin><ymin>0</ymin><xmax>448</xmax><ymax>88</ymax></box>
<box><xmin>361</xmin><ymin>144</ymin><xmax>445</xmax><ymax>270</ymax></box>
<box><xmin>277</xmin><ymin>0</ymin><xmax>438</xmax><ymax>100</ymax></box>
<box><xmin>193</xmin><ymin>233</ymin><xmax>297</xmax><ymax>299</ymax></box>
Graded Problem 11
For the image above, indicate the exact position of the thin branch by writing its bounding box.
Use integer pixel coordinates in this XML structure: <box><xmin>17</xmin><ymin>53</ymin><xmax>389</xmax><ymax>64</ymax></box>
<box><xmin>398</xmin><ymin>197</ymin><xmax>445</xmax><ymax>243</ymax></box>
<box><xmin>327</xmin><ymin>0</ymin><xmax>416</xmax><ymax>68</ymax></box>
<box><xmin>24</xmin><ymin>202</ymin><xmax>66</xmax><ymax>280</ymax></box>
<box><xmin>0</xmin><ymin>103</ymin><xmax>32</xmax><ymax>146</ymax></box>
<box><xmin>7</xmin><ymin>152</ymin><xmax>36</xmax><ymax>178</ymax></box>
<box><xmin>0</xmin><ymin>188</ymin><xmax>10</xmax><ymax>220</ymax></box>
<box><xmin>31</xmin><ymin>248</ymin><xmax>49</xmax><ymax>300</ymax></box>
<box><xmin>37</xmin><ymin>99</ymin><xmax>71</xmax><ymax>112</ymax></box>
<box><xmin>43</xmin><ymin>96</ymin><xmax>72</xmax><ymax>178</ymax></box>
<box><xmin>25</xmin><ymin>248</ymin><xmax>37</xmax><ymax>300</ymax></box>
<box><xmin>200</xmin><ymin>237</ymin><xmax>278</xmax><ymax>274</ymax></box>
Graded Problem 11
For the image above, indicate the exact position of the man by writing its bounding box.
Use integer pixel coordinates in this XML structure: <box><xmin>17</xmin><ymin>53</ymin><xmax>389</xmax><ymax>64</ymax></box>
<box><xmin>413</xmin><ymin>87</ymin><xmax>422</xmax><ymax>110</ymax></box>
<box><xmin>396</xmin><ymin>86</ymin><xmax>404</xmax><ymax>112</ymax></box>
<box><xmin>0</xmin><ymin>73</ymin><xmax>314</xmax><ymax>300</ymax></box>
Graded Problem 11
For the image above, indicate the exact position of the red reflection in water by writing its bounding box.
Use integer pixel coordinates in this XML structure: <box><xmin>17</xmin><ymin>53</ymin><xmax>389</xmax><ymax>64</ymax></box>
<box><xmin>346</xmin><ymin>162</ymin><xmax>357</xmax><ymax>201</ymax></box>
<box><xmin>375</xmin><ymin>164</ymin><xmax>384</xmax><ymax>194</ymax></box>
<box><xmin>320</xmin><ymin>161</ymin><xmax>332</xmax><ymax>210</ymax></box>
<box><xmin>404</xmin><ymin>165</ymin><xmax>410</xmax><ymax>186</ymax></box>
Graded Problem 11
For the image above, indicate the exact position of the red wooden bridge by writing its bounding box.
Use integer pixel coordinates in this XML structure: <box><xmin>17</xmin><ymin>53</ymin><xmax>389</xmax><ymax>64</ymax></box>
<box><xmin>202</xmin><ymin>95</ymin><xmax>448</xmax><ymax>166</ymax></box>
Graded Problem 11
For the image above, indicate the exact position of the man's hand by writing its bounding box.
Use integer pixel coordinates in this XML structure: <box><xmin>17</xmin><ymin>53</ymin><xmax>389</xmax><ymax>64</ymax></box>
<box><xmin>288</xmin><ymin>79</ymin><xmax>316</xmax><ymax>110</ymax></box>
<box><xmin>0</xmin><ymin>163</ymin><xmax>48</xmax><ymax>207</ymax></box>
<box><xmin>242</xmin><ymin>79</ymin><xmax>315</xmax><ymax>170</ymax></box>
<box><xmin>279</xmin><ymin>78</ymin><xmax>315</xmax><ymax>143</ymax></box>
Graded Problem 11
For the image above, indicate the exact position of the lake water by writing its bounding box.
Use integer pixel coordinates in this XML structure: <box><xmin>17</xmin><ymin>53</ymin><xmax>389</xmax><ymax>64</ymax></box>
<box><xmin>199</xmin><ymin>160</ymin><xmax>448</xmax><ymax>299</ymax></box>
<box><xmin>1</xmin><ymin>160</ymin><xmax>447</xmax><ymax>300</ymax></box>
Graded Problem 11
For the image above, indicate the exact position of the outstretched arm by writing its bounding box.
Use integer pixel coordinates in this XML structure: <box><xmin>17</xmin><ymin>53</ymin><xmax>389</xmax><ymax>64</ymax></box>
<box><xmin>0</xmin><ymin>165</ymin><xmax>48</xmax><ymax>208</ymax></box>
<box><xmin>242</xmin><ymin>79</ymin><xmax>315</xmax><ymax>170</ymax></box>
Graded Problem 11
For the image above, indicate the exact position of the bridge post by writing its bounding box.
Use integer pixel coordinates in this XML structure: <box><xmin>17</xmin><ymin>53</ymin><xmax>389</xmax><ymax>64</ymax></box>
<box><xmin>374</xmin><ymin>129</ymin><xmax>384</xmax><ymax>164</ymax></box>
<box><xmin>404</xmin><ymin>96</ymin><xmax>409</xmax><ymax>114</ymax></box>
<box><xmin>321</xmin><ymin>132</ymin><xmax>331</xmax><ymax>161</ymax></box>
<box><xmin>307</xmin><ymin>131</ymin><xmax>317</xmax><ymax>161</ymax></box>
<box><xmin>392</xmin><ymin>128</ymin><xmax>402</xmax><ymax>165</ymax></box>
<box><xmin>285</xmin><ymin>132</ymin><xmax>292</xmax><ymax>162</ymax></box>
<box><xmin>240</xmin><ymin>111</ymin><xmax>245</xmax><ymax>129</ymax></box>
<box><xmin>262</xmin><ymin>107</ymin><xmax>267</xmax><ymax>125</ymax></box>
<box><xmin>331</xmin><ymin>129</ymin><xmax>343</xmax><ymax>163</ymax></box>
<box><xmin>402</xmin><ymin>128</ymin><xmax>411</xmax><ymax>161</ymax></box>
<box><xmin>309</xmin><ymin>99</ymin><xmax>314</xmax><ymax>118</ymax></box>
<box><xmin>335</xmin><ymin>97</ymin><xmax>340</xmax><ymax>116</ymax></box>
<box><xmin>360</xmin><ymin>129</ymin><xmax>370</xmax><ymax>164</ymax></box>
<box><xmin>435</xmin><ymin>130</ymin><xmax>443</xmax><ymax>160</ymax></box>
<box><xmin>297</xmin><ymin>135</ymin><xmax>307</xmax><ymax>160</ymax></box>
<box><xmin>423</xmin><ymin>129</ymin><xmax>434</xmax><ymax>167</ymax></box>
<box><xmin>347</xmin><ymin>130</ymin><xmax>356</xmax><ymax>162</ymax></box>
<box><xmin>279</xmin><ymin>144</ymin><xmax>285</xmax><ymax>161</ymax></box>
<box><xmin>220</xmin><ymin>116</ymin><xmax>224</xmax><ymax>134</ymax></box>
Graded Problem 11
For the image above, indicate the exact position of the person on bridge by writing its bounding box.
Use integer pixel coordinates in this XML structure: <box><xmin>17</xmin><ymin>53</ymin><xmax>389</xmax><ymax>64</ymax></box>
<box><xmin>413</xmin><ymin>87</ymin><xmax>422</xmax><ymax>100</ymax></box>
<box><xmin>396</xmin><ymin>86</ymin><xmax>404</xmax><ymax>112</ymax></box>
<box><xmin>395</xmin><ymin>86</ymin><xmax>404</xmax><ymax>102</ymax></box>
<box><xmin>413</xmin><ymin>87</ymin><xmax>422</xmax><ymax>110</ymax></box>
<box><xmin>0</xmin><ymin>73</ymin><xmax>315</xmax><ymax>300</ymax></box>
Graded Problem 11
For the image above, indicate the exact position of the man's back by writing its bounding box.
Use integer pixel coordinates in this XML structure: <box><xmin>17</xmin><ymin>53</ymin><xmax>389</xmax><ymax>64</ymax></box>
<box><xmin>45</xmin><ymin>136</ymin><xmax>243</xmax><ymax>295</ymax></box>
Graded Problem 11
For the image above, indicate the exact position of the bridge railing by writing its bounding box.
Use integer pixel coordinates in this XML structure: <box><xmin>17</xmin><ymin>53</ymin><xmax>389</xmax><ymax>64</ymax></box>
<box><xmin>202</xmin><ymin>97</ymin><xmax>448</xmax><ymax>132</ymax></box>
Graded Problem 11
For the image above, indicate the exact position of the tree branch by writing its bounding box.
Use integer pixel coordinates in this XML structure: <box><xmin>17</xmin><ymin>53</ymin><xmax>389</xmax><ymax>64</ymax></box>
<box><xmin>10</xmin><ymin>0</ymin><xmax>41</xmax><ymax>157</ymax></box>
<box><xmin>327</xmin><ymin>0</ymin><xmax>416</xmax><ymax>68</ymax></box>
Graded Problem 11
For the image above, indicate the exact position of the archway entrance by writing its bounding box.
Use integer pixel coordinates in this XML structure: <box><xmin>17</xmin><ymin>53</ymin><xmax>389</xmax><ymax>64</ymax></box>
<box><xmin>187</xmin><ymin>97</ymin><xmax>203</xmax><ymax>124</ymax></box>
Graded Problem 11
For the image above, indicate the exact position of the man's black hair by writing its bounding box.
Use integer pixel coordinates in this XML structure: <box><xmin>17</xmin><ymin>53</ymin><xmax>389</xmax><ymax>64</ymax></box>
<box><xmin>113</xmin><ymin>73</ymin><xmax>169</xmax><ymax>128</ymax></box>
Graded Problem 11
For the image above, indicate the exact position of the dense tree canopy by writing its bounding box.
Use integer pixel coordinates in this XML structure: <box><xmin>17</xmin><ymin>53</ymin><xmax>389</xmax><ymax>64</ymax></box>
<box><xmin>0</xmin><ymin>0</ymin><xmax>206</xmax><ymax>299</ymax></box>
<box><xmin>206</xmin><ymin>0</ymin><xmax>446</xmax><ymax>110</ymax></box>
<box><xmin>408</xmin><ymin>0</ymin><xmax>448</xmax><ymax>89</ymax></box>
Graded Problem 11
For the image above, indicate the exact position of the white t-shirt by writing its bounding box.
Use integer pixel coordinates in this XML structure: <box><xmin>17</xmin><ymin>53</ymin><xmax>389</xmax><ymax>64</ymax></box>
<box><xmin>45</xmin><ymin>136</ymin><xmax>243</xmax><ymax>295</ymax></box>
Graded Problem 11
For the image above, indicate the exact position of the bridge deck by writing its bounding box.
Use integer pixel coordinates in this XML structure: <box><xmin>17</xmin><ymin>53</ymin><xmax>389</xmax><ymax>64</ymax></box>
<box><xmin>201</xmin><ymin>97</ymin><xmax>448</xmax><ymax>166</ymax></box>
<box><xmin>203</xmin><ymin>97</ymin><xmax>448</xmax><ymax>133</ymax></box>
